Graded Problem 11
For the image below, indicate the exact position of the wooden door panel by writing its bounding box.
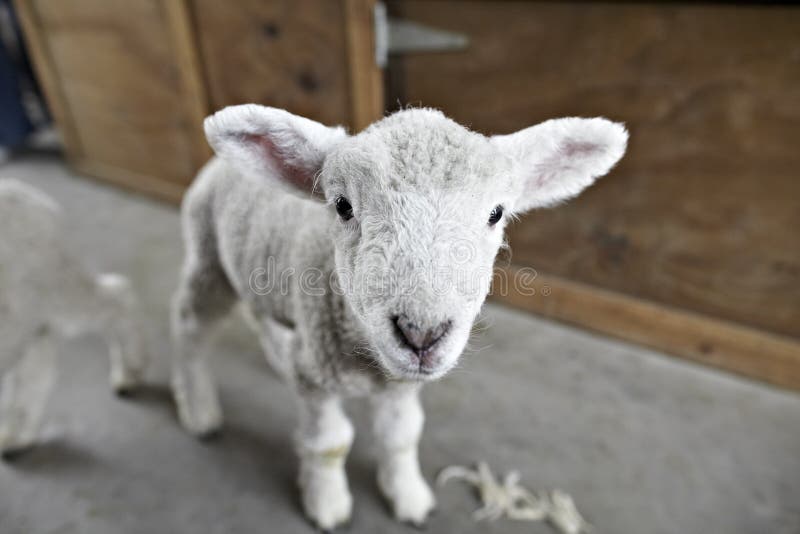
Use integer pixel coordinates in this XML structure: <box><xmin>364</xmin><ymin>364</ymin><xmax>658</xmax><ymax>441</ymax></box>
<box><xmin>193</xmin><ymin>0</ymin><xmax>352</xmax><ymax>127</ymax></box>
<box><xmin>28</xmin><ymin>0</ymin><xmax>199</xmax><ymax>186</ymax></box>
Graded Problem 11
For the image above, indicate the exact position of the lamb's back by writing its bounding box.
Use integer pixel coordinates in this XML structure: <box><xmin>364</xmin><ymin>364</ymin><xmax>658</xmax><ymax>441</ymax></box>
<box><xmin>184</xmin><ymin>158</ymin><xmax>334</xmax><ymax>325</ymax></box>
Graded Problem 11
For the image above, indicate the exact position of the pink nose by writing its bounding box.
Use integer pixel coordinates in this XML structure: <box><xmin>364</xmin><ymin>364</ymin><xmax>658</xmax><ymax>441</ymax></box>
<box><xmin>393</xmin><ymin>315</ymin><xmax>451</xmax><ymax>356</ymax></box>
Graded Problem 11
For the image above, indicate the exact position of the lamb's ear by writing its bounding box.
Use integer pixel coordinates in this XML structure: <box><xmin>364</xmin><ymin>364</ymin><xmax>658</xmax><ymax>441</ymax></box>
<box><xmin>492</xmin><ymin>117</ymin><xmax>628</xmax><ymax>212</ymax></box>
<box><xmin>204</xmin><ymin>104</ymin><xmax>348</xmax><ymax>193</ymax></box>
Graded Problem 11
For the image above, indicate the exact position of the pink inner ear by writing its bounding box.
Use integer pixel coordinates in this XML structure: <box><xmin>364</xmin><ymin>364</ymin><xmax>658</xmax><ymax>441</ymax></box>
<box><xmin>561</xmin><ymin>140</ymin><xmax>602</xmax><ymax>158</ymax></box>
<box><xmin>244</xmin><ymin>133</ymin><xmax>315</xmax><ymax>192</ymax></box>
<box><xmin>532</xmin><ymin>140</ymin><xmax>603</xmax><ymax>188</ymax></box>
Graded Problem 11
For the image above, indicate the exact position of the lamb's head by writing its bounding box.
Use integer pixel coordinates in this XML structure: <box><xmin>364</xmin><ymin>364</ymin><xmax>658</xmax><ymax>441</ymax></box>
<box><xmin>205</xmin><ymin>105</ymin><xmax>628</xmax><ymax>381</ymax></box>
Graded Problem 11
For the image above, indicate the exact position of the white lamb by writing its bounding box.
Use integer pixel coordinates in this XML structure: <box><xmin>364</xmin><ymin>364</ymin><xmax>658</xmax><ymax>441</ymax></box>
<box><xmin>0</xmin><ymin>179</ymin><xmax>147</xmax><ymax>456</ymax></box>
<box><xmin>171</xmin><ymin>105</ymin><xmax>627</xmax><ymax>529</ymax></box>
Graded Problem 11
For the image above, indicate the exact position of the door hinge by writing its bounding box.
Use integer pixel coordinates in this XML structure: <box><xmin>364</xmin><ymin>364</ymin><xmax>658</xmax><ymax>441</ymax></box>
<box><xmin>374</xmin><ymin>2</ymin><xmax>469</xmax><ymax>68</ymax></box>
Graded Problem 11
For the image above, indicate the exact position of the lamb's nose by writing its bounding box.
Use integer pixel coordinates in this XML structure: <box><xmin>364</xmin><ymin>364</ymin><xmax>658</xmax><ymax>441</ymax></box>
<box><xmin>393</xmin><ymin>315</ymin><xmax>451</xmax><ymax>354</ymax></box>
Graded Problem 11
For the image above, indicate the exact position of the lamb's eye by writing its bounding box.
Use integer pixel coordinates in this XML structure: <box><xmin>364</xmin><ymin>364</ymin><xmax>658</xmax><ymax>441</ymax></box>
<box><xmin>335</xmin><ymin>196</ymin><xmax>354</xmax><ymax>221</ymax></box>
<box><xmin>488</xmin><ymin>205</ymin><xmax>504</xmax><ymax>226</ymax></box>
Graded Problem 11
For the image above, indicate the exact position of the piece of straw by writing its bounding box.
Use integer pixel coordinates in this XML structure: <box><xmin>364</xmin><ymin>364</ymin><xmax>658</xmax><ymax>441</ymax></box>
<box><xmin>437</xmin><ymin>462</ymin><xmax>592</xmax><ymax>534</ymax></box>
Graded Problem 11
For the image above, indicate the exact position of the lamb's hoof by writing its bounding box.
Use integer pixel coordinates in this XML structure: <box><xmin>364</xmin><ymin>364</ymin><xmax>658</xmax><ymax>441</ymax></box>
<box><xmin>172</xmin><ymin>381</ymin><xmax>223</xmax><ymax>437</ymax></box>
<box><xmin>1</xmin><ymin>445</ymin><xmax>34</xmax><ymax>461</ymax></box>
<box><xmin>112</xmin><ymin>381</ymin><xmax>138</xmax><ymax>398</ymax></box>
<box><xmin>301</xmin><ymin>473</ymin><xmax>353</xmax><ymax>531</ymax></box>
<box><xmin>176</xmin><ymin>402</ymin><xmax>223</xmax><ymax>438</ymax></box>
<box><xmin>397</xmin><ymin>503</ymin><xmax>436</xmax><ymax>530</ymax></box>
<box><xmin>0</xmin><ymin>432</ymin><xmax>35</xmax><ymax>461</ymax></box>
<box><xmin>381</xmin><ymin>474</ymin><xmax>437</xmax><ymax>527</ymax></box>
<box><xmin>316</xmin><ymin>516</ymin><xmax>352</xmax><ymax>534</ymax></box>
<box><xmin>305</xmin><ymin>495</ymin><xmax>352</xmax><ymax>532</ymax></box>
<box><xmin>403</xmin><ymin>507</ymin><xmax>437</xmax><ymax>531</ymax></box>
<box><xmin>110</xmin><ymin>367</ymin><xmax>145</xmax><ymax>397</ymax></box>
<box><xmin>195</xmin><ymin>425</ymin><xmax>222</xmax><ymax>441</ymax></box>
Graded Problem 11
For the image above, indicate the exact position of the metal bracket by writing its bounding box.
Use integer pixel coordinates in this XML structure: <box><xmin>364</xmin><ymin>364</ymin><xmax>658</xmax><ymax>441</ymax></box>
<box><xmin>374</xmin><ymin>2</ymin><xmax>469</xmax><ymax>68</ymax></box>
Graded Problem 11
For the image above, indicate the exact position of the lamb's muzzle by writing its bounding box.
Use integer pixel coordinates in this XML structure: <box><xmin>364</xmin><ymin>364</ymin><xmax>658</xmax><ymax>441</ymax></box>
<box><xmin>393</xmin><ymin>314</ymin><xmax>451</xmax><ymax>370</ymax></box>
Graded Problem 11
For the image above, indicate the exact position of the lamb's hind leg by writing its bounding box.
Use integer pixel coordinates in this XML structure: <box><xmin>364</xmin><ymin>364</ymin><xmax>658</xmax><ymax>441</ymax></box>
<box><xmin>171</xmin><ymin>259</ymin><xmax>234</xmax><ymax>437</ymax></box>
<box><xmin>94</xmin><ymin>273</ymin><xmax>147</xmax><ymax>394</ymax></box>
<box><xmin>0</xmin><ymin>327</ymin><xmax>56</xmax><ymax>457</ymax></box>
<box><xmin>253</xmin><ymin>317</ymin><xmax>298</xmax><ymax>382</ymax></box>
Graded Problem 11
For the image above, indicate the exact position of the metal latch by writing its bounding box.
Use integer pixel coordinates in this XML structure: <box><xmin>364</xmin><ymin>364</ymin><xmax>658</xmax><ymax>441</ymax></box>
<box><xmin>374</xmin><ymin>2</ymin><xmax>469</xmax><ymax>68</ymax></box>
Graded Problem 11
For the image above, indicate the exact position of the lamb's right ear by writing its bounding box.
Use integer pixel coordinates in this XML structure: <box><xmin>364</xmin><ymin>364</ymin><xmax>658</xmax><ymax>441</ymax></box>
<box><xmin>492</xmin><ymin>117</ymin><xmax>628</xmax><ymax>212</ymax></box>
<box><xmin>204</xmin><ymin>104</ymin><xmax>348</xmax><ymax>193</ymax></box>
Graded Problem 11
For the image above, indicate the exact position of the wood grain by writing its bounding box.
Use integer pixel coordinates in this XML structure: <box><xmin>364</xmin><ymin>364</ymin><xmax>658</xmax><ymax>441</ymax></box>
<box><xmin>492</xmin><ymin>266</ymin><xmax>800</xmax><ymax>391</ymax></box>
<box><xmin>192</xmin><ymin>0</ymin><xmax>354</xmax><ymax>128</ymax></box>
<box><xmin>164</xmin><ymin>0</ymin><xmax>213</xmax><ymax>168</ymax></box>
<box><xmin>15</xmin><ymin>0</ymin><xmax>207</xmax><ymax>195</ymax></box>
<box><xmin>388</xmin><ymin>1</ymin><xmax>800</xmax><ymax>341</ymax></box>
<box><xmin>75</xmin><ymin>160</ymin><xmax>186</xmax><ymax>204</ymax></box>
<box><xmin>12</xmin><ymin>0</ymin><xmax>83</xmax><ymax>159</ymax></box>
<box><xmin>343</xmin><ymin>0</ymin><xmax>384</xmax><ymax>131</ymax></box>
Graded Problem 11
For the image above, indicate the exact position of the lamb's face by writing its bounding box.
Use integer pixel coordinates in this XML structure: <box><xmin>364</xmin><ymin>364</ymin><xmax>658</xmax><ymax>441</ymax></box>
<box><xmin>204</xmin><ymin>105</ymin><xmax>628</xmax><ymax>382</ymax></box>
<box><xmin>321</xmin><ymin>111</ymin><xmax>517</xmax><ymax>380</ymax></box>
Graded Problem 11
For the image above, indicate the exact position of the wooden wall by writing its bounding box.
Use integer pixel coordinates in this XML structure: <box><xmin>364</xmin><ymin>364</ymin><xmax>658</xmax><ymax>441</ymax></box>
<box><xmin>192</xmin><ymin>0</ymin><xmax>352</xmax><ymax>126</ymax></box>
<box><xmin>14</xmin><ymin>0</ymin><xmax>210</xmax><ymax>201</ymax></box>
<box><xmin>387</xmin><ymin>1</ymin><xmax>800</xmax><ymax>386</ymax></box>
<box><xmin>15</xmin><ymin>0</ymin><xmax>382</xmax><ymax>202</ymax></box>
<box><xmin>192</xmin><ymin>0</ymin><xmax>381</xmax><ymax>132</ymax></box>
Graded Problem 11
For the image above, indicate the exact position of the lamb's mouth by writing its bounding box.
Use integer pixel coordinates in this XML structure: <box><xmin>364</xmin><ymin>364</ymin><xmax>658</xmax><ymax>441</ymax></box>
<box><xmin>387</xmin><ymin>356</ymin><xmax>446</xmax><ymax>382</ymax></box>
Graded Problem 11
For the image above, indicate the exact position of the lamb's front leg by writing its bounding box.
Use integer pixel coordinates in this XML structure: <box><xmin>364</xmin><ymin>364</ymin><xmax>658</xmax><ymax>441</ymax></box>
<box><xmin>371</xmin><ymin>383</ymin><xmax>436</xmax><ymax>525</ymax></box>
<box><xmin>296</xmin><ymin>394</ymin><xmax>354</xmax><ymax>530</ymax></box>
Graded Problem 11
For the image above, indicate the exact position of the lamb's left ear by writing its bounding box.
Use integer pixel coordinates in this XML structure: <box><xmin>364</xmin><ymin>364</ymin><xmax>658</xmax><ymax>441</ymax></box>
<box><xmin>492</xmin><ymin>117</ymin><xmax>628</xmax><ymax>212</ymax></box>
<box><xmin>204</xmin><ymin>104</ymin><xmax>348</xmax><ymax>193</ymax></box>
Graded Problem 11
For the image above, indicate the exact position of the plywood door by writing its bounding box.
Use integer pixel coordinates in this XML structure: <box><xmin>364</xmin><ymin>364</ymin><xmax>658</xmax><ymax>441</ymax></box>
<box><xmin>14</xmin><ymin>0</ymin><xmax>210</xmax><ymax>201</ymax></box>
<box><xmin>191</xmin><ymin>0</ymin><xmax>383</xmax><ymax>132</ymax></box>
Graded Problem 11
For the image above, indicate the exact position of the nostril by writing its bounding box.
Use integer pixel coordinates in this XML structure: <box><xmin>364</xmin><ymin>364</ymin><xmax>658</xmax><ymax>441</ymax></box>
<box><xmin>393</xmin><ymin>315</ymin><xmax>451</xmax><ymax>354</ymax></box>
<box><xmin>392</xmin><ymin>315</ymin><xmax>412</xmax><ymax>349</ymax></box>
<box><xmin>426</xmin><ymin>320</ymin><xmax>451</xmax><ymax>348</ymax></box>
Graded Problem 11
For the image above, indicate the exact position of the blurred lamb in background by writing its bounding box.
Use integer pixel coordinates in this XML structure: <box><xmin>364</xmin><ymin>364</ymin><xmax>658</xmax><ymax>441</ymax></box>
<box><xmin>0</xmin><ymin>179</ymin><xmax>146</xmax><ymax>456</ymax></box>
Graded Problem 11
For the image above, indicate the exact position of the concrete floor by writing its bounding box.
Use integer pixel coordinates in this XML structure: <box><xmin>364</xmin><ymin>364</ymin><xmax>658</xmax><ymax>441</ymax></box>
<box><xmin>1</xmin><ymin>152</ymin><xmax>799</xmax><ymax>534</ymax></box>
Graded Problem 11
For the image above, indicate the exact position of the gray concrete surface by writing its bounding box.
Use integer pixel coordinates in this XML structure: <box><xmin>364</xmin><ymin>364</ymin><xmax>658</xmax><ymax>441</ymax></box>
<box><xmin>1</xmin><ymin>152</ymin><xmax>799</xmax><ymax>534</ymax></box>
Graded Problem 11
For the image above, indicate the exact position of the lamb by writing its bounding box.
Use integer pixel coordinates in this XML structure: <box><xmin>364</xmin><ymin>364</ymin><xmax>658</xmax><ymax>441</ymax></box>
<box><xmin>0</xmin><ymin>179</ymin><xmax>147</xmax><ymax>456</ymax></box>
<box><xmin>171</xmin><ymin>105</ymin><xmax>627</xmax><ymax>529</ymax></box>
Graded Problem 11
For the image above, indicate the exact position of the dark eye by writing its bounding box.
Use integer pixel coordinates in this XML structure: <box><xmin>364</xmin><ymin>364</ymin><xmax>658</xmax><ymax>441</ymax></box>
<box><xmin>335</xmin><ymin>196</ymin><xmax>354</xmax><ymax>221</ymax></box>
<box><xmin>488</xmin><ymin>205</ymin><xmax>504</xmax><ymax>226</ymax></box>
